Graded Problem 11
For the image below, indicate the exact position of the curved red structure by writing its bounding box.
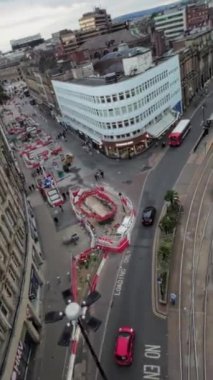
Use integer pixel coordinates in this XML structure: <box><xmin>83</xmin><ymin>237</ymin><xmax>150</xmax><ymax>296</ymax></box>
<box><xmin>74</xmin><ymin>188</ymin><xmax>117</xmax><ymax>222</ymax></box>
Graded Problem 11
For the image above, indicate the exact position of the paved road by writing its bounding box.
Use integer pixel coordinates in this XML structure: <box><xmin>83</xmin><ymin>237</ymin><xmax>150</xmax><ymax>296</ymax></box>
<box><xmin>96</xmin><ymin>92</ymin><xmax>213</xmax><ymax>380</ymax></box>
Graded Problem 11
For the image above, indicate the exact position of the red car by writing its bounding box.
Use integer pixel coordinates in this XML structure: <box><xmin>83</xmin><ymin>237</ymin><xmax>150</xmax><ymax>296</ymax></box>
<box><xmin>114</xmin><ymin>326</ymin><xmax>135</xmax><ymax>365</ymax></box>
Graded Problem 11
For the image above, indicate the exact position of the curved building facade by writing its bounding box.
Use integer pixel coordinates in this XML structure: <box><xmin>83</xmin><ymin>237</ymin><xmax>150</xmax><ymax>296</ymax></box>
<box><xmin>53</xmin><ymin>54</ymin><xmax>182</xmax><ymax>158</ymax></box>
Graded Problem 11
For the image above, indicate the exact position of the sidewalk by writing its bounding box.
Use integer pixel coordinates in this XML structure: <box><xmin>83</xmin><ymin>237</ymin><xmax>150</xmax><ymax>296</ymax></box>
<box><xmin>167</xmin><ymin>137</ymin><xmax>213</xmax><ymax>379</ymax></box>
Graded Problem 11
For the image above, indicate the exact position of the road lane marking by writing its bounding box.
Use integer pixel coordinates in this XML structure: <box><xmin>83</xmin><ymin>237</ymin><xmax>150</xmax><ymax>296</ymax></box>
<box><xmin>143</xmin><ymin>344</ymin><xmax>161</xmax><ymax>379</ymax></box>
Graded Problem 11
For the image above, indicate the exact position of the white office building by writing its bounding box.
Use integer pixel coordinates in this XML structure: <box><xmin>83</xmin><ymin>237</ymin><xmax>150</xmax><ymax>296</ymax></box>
<box><xmin>52</xmin><ymin>51</ymin><xmax>182</xmax><ymax>158</ymax></box>
<box><xmin>154</xmin><ymin>8</ymin><xmax>187</xmax><ymax>40</ymax></box>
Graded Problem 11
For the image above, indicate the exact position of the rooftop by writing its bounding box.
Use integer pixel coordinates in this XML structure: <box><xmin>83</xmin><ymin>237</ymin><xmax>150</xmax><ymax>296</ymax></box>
<box><xmin>55</xmin><ymin>51</ymin><xmax>175</xmax><ymax>87</ymax></box>
<box><xmin>77</xmin><ymin>29</ymin><xmax>145</xmax><ymax>51</ymax></box>
<box><xmin>173</xmin><ymin>27</ymin><xmax>212</xmax><ymax>42</ymax></box>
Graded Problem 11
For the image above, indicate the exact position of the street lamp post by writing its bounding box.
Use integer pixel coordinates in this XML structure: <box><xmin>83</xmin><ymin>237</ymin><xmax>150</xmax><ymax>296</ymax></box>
<box><xmin>202</xmin><ymin>104</ymin><xmax>205</xmax><ymax>124</ymax></box>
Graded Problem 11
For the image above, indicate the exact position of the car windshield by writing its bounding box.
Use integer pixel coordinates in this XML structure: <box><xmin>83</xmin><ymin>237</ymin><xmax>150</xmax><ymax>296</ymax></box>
<box><xmin>143</xmin><ymin>209</ymin><xmax>152</xmax><ymax>218</ymax></box>
<box><xmin>119</xmin><ymin>331</ymin><xmax>130</xmax><ymax>337</ymax></box>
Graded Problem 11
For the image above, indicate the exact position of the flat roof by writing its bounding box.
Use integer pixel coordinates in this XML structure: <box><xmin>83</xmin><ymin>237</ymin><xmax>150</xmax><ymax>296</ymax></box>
<box><xmin>61</xmin><ymin>53</ymin><xmax>176</xmax><ymax>87</ymax></box>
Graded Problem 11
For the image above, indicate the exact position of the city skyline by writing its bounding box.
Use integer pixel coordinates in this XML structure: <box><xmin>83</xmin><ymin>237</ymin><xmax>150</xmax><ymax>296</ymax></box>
<box><xmin>0</xmin><ymin>0</ymin><xmax>176</xmax><ymax>52</ymax></box>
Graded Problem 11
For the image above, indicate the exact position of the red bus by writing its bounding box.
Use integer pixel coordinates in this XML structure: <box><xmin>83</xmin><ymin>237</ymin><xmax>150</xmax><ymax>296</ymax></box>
<box><xmin>168</xmin><ymin>119</ymin><xmax>191</xmax><ymax>146</ymax></box>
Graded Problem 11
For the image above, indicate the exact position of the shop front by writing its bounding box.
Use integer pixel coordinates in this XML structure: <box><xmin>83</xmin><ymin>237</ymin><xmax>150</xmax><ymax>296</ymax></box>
<box><xmin>103</xmin><ymin>133</ymin><xmax>152</xmax><ymax>159</ymax></box>
<box><xmin>11</xmin><ymin>332</ymin><xmax>36</xmax><ymax>380</ymax></box>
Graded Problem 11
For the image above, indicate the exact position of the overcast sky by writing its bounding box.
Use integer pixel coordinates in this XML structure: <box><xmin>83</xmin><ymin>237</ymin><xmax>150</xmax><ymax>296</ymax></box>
<box><xmin>0</xmin><ymin>0</ymin><xmax>176</xmax><ymax>52</ymax></box>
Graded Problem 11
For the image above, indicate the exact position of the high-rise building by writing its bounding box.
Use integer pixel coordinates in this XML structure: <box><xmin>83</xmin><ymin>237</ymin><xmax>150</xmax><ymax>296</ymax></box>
<box><xmin>79</xmin><ymin>7</ymin><xmax>112</xmax><ymax>32</ymax></box>
<box><xmin>154</xmin><ymin>7</ymin><xmax>187</xmax><ymax>40</ymax></box>
<box><xmin>0</xmin><ymin>125</ymin><xmax>44</xmax><ymax>379</ymax></box>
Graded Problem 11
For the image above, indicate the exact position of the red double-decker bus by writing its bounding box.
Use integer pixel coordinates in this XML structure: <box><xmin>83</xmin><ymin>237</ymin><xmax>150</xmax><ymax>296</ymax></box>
<box><xmin>168</xmin><ymin>119</ymin><xmax>191</xmax><ymax>147</ymax></box>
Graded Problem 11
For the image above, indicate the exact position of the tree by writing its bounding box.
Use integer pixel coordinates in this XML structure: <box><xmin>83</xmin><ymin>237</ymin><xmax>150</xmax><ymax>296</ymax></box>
<box><xmin>164</xmin><ymin>190</ymin><xmax>180</xmax><ymax>209</ymax></box>
<box><xmin>158</xmin><ymin>239</ymin><xmax>172</xmax><ymax>264</ymax></box>
<box><xmin>159</xmin><ymin>214</ymin><xmax>176</xmax><ymax>234</ymax></box>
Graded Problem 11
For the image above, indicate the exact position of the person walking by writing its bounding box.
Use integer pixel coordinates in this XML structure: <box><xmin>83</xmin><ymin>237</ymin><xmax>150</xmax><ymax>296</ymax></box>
<box><xmin>100</xmin><ymin>170</ymin><xmax>104</xmax><ymax>179</ymax></box>
<box><xmin>170</xmin><ymin>292</ymin><xmax>177</xmax><ymax>305</ymax></box>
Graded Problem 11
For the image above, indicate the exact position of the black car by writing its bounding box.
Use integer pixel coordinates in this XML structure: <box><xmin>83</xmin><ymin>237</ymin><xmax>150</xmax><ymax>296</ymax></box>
<box><xmin>142</xmin><ymin>206</ymin><xmax>156</xmax><ymax>226</ymax></box>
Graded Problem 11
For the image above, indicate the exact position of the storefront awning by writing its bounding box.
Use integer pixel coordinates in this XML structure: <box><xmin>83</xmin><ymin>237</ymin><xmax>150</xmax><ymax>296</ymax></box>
<box><xmin>146</xmin><ymin>112</ymin><xmax>178</xmax><ymax>138</ymax></box>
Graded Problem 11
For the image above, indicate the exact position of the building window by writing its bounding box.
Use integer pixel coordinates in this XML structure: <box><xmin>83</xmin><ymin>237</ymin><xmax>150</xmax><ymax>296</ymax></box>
<box><xmin>119</xmin><ymin>93</ymin><xmax>124</xmax><ymax>100</ymax></box>
<box><xmin>0</xmin><ymin>228</ymin><xmax>9</xmax><ymax>247</ymax></box>
<box><xmin>0</xmin><ymin>302</ymin><xmax>9</xmax><ymax>317</ymax></box>
<box><xmin>121</xmin><ymin>106</ymin><xmax>127</xmax><ymax>114</ymax></box>
<box><xmin>100</xmin><ymin>96</ymin><xmax>105</xmax><ymax>103</ymax></box>
<box><xmin>112</xmin><ymin>94</ymin><xmax>117</xmax><ymax>102</ymax></box>
<box><xmin>106</xmin><ymin>96</ymin><xmax>111</xmax><ymax>103</ymax></box>
<box><xmin>131</xmin><ymin>89</ymin><xmax>135</xmax><ymax>96</ymax></box>
<box><xmin>108</xmin><ymin>109</ymin><xmax>114</xmax><ymax>116</ymax></box>
<box><xmin>124</xmin><ymin>120</ymin><xmax>129</xmax><ymax>127</ymax></box>
<box><xmin>125</xmin><ymin>91</ymin><xmax>130</xmax><ymax>98</ymax></box>
<box><xmin>130</xmin><ymin>118</ymin><xmax>134</xmax><ymax>125</ymax></box>
<box><xmin>5</xmin><ymin>283</ymin><xmax>13</xmax><ymax>298</ymax></box>
<box><xmin>118</xmin><ymin>122</ymin><xmax>123</xmax><ymax>128</ymax></box>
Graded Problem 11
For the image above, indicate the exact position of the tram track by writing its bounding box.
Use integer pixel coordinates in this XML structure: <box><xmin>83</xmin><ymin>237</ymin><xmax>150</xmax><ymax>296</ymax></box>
<box><xmin>178</xmin><ymin>152</ymin><xmax>213</xmax><ymax>380</ymax></box>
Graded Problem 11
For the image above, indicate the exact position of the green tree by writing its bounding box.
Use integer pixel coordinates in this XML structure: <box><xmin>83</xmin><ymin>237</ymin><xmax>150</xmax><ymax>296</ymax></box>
<box><xmin>164</xmin><ymin>190</ymin><xmax>180</xmax><ymax>209</ymax></box>
<box><xmin>158</xmin><ymin>239</ymin><xmax>172</xmax><ymax>264</ymax></box>
<box><xmin>159</xmin><ymin>214</ymin><xmax>176</xmax><ymax>234</ymax></box>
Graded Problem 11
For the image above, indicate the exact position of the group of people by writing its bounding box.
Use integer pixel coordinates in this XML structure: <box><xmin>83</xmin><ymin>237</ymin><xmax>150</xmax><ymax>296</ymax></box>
<box><xmin>31</xmin><ymin>166</ymin><xmax>43</xmax><ymax>178</ymax></box>
<box><xmin>57</xmin><ymin>130</ymin><xmax>67</xmax><ymax>141</ymax></box>
<box><xmin>94</xmin><ymin>169</ymin><xmax>104</xmax><ymax>181</ymax></box>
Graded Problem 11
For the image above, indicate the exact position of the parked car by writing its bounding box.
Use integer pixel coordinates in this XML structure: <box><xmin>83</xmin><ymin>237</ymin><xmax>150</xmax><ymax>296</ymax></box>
<box><xmin>114</xmin><ymin>326</ymin><xmax>135</xmax><ymax>366</ymax></box>
<box><xmin>142</xmin><ymin>206</ymin><xmax>156</xmax><ymax>226</ymax></box>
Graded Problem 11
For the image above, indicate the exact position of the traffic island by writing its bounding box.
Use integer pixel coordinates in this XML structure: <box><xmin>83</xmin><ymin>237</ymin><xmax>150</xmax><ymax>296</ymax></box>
<box><xmin>154</xmin><ymin>190</ymin><xmax>182</xmax><ymax>314</ymax></box>
<box><xmin>75</xmin><ymin>248</ymin><xmax>103</xmax><ymax>303</ymax></box>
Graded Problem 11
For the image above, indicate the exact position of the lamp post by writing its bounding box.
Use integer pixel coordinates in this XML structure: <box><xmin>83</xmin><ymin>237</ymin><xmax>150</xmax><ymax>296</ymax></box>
<box><xmin>202</xmin><ymin>104</ymin><xmax>206</xmax><ymax>124</ymax></box>
<box><xmin>65</xmin><ymin>301</ymin><xmax>108</xmax><ymax>380</ymax></box>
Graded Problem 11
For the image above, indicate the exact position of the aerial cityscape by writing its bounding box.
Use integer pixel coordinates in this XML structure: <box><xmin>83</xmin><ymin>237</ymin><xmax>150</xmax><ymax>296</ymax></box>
<box><xmin>0</xmin><ymin>0</ymin><xmax>213</xmax><ymax>380</ymax></box>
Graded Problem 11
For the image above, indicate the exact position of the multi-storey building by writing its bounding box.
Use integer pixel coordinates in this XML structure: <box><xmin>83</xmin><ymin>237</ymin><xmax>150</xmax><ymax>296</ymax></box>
<box><xmin>52</xmin><ymin>49</ymin><xmax>182</xmax><ymax>158</ymax></box>
<box><xmin>172</xmin><ymin>28</ymin><xmax>213</xmax><ymax>90</ymax></box>
<box><xmin>0</xmin><ymin>124</ymin><xmax>44</xmax><ymax>379</ymax></box>
<box><xmin>79</xmin><ymin>7</ymin><xmax>111</xmax><ymax>32</ymax></box>
<box><xmin>186</xmin><ymin>3</ymin><xmax>209</xmax><ymax>30</ymax></box>
<box><xmin>10</xmin><ymin>34</ymin><xmax>44</xmax><ymax>51</ymax></box>
<box><xmin>154</xmin><ymin>7</ymin><xmax>187</xmax><ymax>40</ymax></box>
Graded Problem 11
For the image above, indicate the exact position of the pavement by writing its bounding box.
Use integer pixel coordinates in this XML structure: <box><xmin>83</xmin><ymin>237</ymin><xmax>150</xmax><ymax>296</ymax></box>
<box><xmin>167</xmin><ymin>139</ymin><xmax>213</xmax><ymax>379</ymax></box>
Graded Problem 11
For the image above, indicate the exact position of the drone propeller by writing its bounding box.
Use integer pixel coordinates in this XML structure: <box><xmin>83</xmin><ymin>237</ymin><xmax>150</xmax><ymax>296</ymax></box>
<box><xmin>62</xmin><ymin>288</ymin><xmax>72</xmax><ymax>304</ymax></box>
<box><xmin>44</xmin><ymin>311</ymin><xmax>65</xmax><ymax>323</ymax></box>
<box><xmin>57</xmin><ymin>323</ymin><xmax>73</xmax><ymax>346</ymax></box>
<box><xmin>83</xmin><ymin>315</ymin><xmax>102</xmax><ymax>332</ymax></box>
<box><xmin>81</xmin><ymin>291</ymin><xmax>101</xmax><ymax>307</ymax></box>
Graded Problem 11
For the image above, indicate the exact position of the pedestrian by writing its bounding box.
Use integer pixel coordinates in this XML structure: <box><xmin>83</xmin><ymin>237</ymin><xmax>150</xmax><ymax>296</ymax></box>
<box><xmin>46</xmin><ymin>281</ymin><xmax>50</xmax><ymax>289</ymax></box>
<box><xmin>59</xmin><ymin>205</ymin><xmax>64</xmax><ymax>212</ymax></box>
<box><xmin>31</xmin><ymin>184</ymin><xmax>35</xmax><ymax>190</ymax></box>
<box><xmin>170</xmin><ymin>292</ymin><xmax>177</xmax><ymax>305</ymax></box>
<box><xmin>99</xmin><ymin>170</ymin><xmax>104</xmax><ymax>179</ymax></box>
<box><xmin>53</xmin><ymin>216</ymin><xmax>59</xmax><ymax>224</ymax></box>
<box><xmin>94</xmin><ymin>173</ymin><xmax>98</xmax><ymax>181</ymax></box>
<box><xmin>62</xmin><ymin>192</ymin><xmax>66</xmax><ymax>201</ymax></box>
<box><xmin>29</xmin><ymin>185</ymin><xmax>32</xmax><ymax>192</ymax></box>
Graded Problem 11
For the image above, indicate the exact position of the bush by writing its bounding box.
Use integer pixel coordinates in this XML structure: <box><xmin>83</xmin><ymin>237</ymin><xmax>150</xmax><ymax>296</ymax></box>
<box><xmin>159</xmin><ymin>214</ymin><xmax>177</xmax><ymax>234</ymax></box>
<box><xmin>158</xmin><ymin>239</ymin><xmax>172</xmax><ymax>260</ymax></box>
